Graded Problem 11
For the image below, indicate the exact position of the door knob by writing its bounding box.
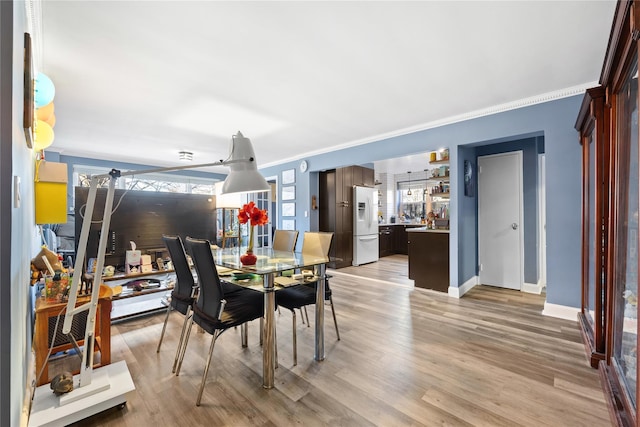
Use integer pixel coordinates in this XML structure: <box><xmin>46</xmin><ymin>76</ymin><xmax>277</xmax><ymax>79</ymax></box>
<box><xmin>511</xmin><ymin>223</ymin><xmax>518</xmax><ymax>230</ymax></box>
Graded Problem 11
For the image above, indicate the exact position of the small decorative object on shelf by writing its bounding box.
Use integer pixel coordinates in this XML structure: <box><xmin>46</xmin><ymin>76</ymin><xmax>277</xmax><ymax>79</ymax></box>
<box><xmin>50</xmin><ymin>371</ymin><xmax>74</xmax><ymax>395</ymax></box>
<box><xmin>237</xmin><ymin>201</ymin><xmax>268</xmax><ymax>266</ymax></box>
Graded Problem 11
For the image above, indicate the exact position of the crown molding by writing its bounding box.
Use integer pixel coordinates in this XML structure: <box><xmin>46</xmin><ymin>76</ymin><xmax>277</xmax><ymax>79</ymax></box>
<box><xmin>261</xmin><ymin>82</ymin><xmax>598</xmax><ymax>169</ymax></box>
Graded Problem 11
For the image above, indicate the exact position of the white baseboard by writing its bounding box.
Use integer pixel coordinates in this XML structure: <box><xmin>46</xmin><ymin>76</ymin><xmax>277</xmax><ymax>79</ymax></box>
<box><xmin>448</xmin><ymin>276</ymin><xmax>478</xmax><ymax>298</ymax></box>
<box><xmin>542</xmin><ymin>302</ymin><xmax>579</xmax><ymax>322</ymax></box>
<box><xmin>522</xmin><ymin>281</ymin><xmax>544</xmax><ymax>295</ymax></box>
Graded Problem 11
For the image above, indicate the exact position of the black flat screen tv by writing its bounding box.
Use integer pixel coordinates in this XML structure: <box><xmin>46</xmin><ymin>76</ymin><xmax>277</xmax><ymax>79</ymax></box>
<box><xmin>74</xmin><ymin>187</ymin><xmax>217</xmax><ymax>271</ymax></box>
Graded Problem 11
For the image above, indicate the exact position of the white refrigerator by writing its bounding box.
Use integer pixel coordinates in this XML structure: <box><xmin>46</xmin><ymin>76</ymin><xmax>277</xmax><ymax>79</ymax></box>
<box><xmin>353</xmin><ymin>186</ymin><xmax>379</xmax><ymax>266</ymax></box>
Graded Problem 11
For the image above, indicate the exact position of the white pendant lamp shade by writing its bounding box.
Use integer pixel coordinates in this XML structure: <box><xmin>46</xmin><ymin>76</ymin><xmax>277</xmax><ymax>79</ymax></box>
<box><xmin>221</xmin><ymin>131</ymin><xmax>270</xmax><ymax>194</ymax></box>
<box><xmin>214</xmin><ymin>181</ymin><xmax>242</xmax><ymax>208</ymax></box>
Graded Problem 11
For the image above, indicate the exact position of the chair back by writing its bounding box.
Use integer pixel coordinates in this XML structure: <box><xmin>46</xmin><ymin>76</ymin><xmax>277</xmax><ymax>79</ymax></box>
<box><xmin>162</xmin><ymin>235</ymin><xmax>195</xmax><ymax>300</ymax></box>
<box><xmin>301</xmin><ymin>232</ymin><xmax>333</xmax><ymax>258</ymax></box>
<box><xmin>185</xmin><ymin>237</ymin><xmax>225</xmax><ymax>321</ymax></box>
<box><xmin>272</xmin><ymin>229</ymin><xmax>299</xmax><ymax>252</ymax></box>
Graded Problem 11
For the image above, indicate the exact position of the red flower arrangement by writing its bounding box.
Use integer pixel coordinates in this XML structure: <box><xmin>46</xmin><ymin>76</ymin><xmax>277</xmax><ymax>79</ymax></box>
<box><xmin>237</xmin><ymin>202</ymin><xmax>268</xmax><ymax>254</ymax></box>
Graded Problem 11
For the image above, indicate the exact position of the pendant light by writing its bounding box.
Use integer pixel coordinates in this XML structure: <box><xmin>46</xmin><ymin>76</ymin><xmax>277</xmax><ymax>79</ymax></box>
<box><xmin>407</xmin><ymin>171</ymin><xmax>412</xmax><ymax>195</ymax></box>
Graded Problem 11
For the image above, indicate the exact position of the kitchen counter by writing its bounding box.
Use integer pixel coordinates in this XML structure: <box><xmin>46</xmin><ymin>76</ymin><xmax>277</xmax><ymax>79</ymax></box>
<box><xmin>406</xmin><ymin>227</ymin><xmax>449</xmax><ymax>233</ymax></box>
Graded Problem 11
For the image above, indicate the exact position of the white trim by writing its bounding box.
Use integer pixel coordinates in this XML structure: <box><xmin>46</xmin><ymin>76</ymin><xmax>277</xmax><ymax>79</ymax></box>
<box><xmin>260</xmin><ymin>83</ymin><xmax>596</xmax><ymax>169</ymax></box>
<box><xmin>522</xmin><ymin>282</ymin><xmax>544</xmax><ymax>295</ymax></box>
<box><xmin>538</xmin><ymin>153</ymin><xmax>547</xmax><ymax>288</ymax></box>
<box><xmin>542</xmin><ymin>302</ymin><xmax>579</xmax><ymax>322</ymax></box>
<box><xmin>448</xmin><ymin>276</ymin><xmax>478</xmax><ymax>298</ymax></box>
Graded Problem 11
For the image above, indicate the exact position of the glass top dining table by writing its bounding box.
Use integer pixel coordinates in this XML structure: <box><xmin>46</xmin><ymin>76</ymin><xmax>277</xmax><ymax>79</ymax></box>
<box><xmin>211</xmin><ymin>246</ymin><xmax>329</xmax><ymax>389</ymax></box>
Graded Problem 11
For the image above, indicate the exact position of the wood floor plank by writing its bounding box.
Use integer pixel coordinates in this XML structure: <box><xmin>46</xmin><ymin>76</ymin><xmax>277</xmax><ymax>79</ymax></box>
<box><xmin>44</xmin><ymin>255</ymin><xmax>611</xmax><ymax>426</ymax></box>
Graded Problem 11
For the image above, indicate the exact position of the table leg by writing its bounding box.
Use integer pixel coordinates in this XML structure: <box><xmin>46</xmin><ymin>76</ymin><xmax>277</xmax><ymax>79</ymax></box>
<box><xmin>315</xmin><ymin>264</ymin><xmax>325</xmax><ymax>361</ymax></box>
<box><xmin>262</xmin><ymin>273</ymin><xmax>275</xmax><ymax>389</ymax></box>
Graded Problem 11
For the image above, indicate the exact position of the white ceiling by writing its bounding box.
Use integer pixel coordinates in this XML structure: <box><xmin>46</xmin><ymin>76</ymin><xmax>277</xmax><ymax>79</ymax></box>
<box><xmin>37</xmin><ymin>1</ymin><xmax>616</xmax><ymax>175</ymax></box>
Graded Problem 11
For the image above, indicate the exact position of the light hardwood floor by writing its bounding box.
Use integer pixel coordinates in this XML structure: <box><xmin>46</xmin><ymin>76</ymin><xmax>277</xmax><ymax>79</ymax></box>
<box><xmin>54</xmin><ymin>255</ymin><xmax>609</xmax><ymax>426</ymax></box>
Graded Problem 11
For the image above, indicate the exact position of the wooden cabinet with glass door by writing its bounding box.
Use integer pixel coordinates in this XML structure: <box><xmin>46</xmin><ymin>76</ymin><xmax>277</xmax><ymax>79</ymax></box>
<box><xmin>592</xmin><ymin>2</ymin><xmax>640</xmax><ymax>425</ymax></box>
<box><xmin>602</xmin><ymin>56</ymin><xmax>639</xmax><ymax>427</ymax></box>
<box><xmin>575</xmin><ymin>86</ymin><xmax>609</xmax><ymax>369</ymax></box>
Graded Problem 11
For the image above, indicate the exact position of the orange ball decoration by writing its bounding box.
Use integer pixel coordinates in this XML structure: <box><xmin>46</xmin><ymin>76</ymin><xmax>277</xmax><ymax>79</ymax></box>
<box><xmin>44</xmin><ymin>113</ymin><xmax>56</xmax><ymax>128</ymax></box>
<box><xmin>36</xmin><ymin>102</ymin><xmax>54</xmax><ymax>122</ymax></box>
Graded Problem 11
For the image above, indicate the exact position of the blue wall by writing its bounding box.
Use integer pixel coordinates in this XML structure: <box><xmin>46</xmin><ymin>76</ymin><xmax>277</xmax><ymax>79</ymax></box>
<box><xmin>58</xmin><ymin>96</ymin><xmax>585</xmax><ymax>308</ymax></box>
<box><xmin>260</xmin><ymin>95</ymin><xmax>583</xmax><ymax>308</ymax></box>
<box><xmin>457</xmin><ymin>145</ymin><xmax>477</xmax><ymax>285</ymax></box>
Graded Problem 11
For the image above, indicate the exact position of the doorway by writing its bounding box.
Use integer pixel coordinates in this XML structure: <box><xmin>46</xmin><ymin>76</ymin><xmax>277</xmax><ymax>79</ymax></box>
<box><xmin>478</xmin><ymin>151</ymin><xmax>524</xmax><ymax>290</ymax></box>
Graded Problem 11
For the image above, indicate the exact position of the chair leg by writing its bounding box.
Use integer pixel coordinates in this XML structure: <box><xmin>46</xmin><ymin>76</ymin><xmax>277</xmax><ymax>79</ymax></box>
<box><xmin>292</xmin><ymin>310</ymin><xmax>297</xmax><ymax>366</ymax></box>
<box><xmin>156</xmin><ymin>305</ymin><xmax>172</xmax><ymax>353</ymax></box>
<box><xmin>196</xmin><ymin>331</ymin><xmax>220</xmax><ymax>406</ymax></box>
<box><xmin>175</xmin><ymin>316</ymin><xmax>195</xmax><ymax>376</ymax></box>
<box><xmin>329</xmin><ymin>295</ymin><xmax>340</xmax><ymax>341</ymax></box>
<box><xmin>303</xmin><ymin>306</ymin><xmax>310</xmax><ymax>327</ymax></box>
<box><xmin>172</xmin><ymin>307</ymin><xmax>192</xmax><ymax>373</ymax></box>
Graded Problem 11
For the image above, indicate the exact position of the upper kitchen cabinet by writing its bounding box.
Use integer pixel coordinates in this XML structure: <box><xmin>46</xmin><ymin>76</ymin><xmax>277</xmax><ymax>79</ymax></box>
<box><xmin>352</xmin><ymin>166</ymin><xmax>375</xmax><ymax>187</ymax></box>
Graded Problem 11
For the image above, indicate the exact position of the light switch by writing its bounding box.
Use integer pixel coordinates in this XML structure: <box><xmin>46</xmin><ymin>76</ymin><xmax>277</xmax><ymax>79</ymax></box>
<box><xmin>304</xmin><ymin>210</ymin><xmax>308</xmax><ymax>217</ymax></box>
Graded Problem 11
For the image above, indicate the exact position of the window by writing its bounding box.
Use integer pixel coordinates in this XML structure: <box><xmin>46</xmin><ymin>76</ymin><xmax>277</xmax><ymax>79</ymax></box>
<box><xmin>397</xmin><ymin>181</ymin><xmax>426</xmax><ymax>221</ymax></box>
<box><xmin>75</xmin><ymin>166</ymin><xmax>216</xmax><ymax>195</ymax></box>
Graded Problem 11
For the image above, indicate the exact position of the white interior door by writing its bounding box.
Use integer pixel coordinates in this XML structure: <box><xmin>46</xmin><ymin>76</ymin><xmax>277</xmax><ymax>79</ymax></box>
<box><xmin>478</xmin><ymin>152</ymin><xmax>523</xmax><ymax>290</ymax></box>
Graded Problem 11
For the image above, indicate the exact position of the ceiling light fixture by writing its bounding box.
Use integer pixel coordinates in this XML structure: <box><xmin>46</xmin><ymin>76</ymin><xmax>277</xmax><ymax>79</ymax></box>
<box><xmin>407</xmin><ymin>171</ymin><xmax>412</xmax><ymax>196</ymax></box>
<box><xmin>179</xmin><ymin>150</ymin><xmax>193</xmax><ymax>161</ymax></box>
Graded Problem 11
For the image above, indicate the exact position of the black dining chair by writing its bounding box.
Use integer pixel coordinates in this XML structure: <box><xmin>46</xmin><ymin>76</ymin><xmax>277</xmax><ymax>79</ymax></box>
<box><xmin>178</xmin><ymin>237</ymin><xmax>264</xmax><ymax>406</ymax></box>
<box><xmin>157</xmin><ymin>235</ymin><xmax>198</xmax><ymax>374</ymax></box>
<box><xmin>276</xmin><ymin>231</ymin><xmax>340</xmax><ymax>366</ymax></box>
<box><xmin>158</xmin><ymin>235</ymin><xmax>245</xmax><ymax>372</ymax></box>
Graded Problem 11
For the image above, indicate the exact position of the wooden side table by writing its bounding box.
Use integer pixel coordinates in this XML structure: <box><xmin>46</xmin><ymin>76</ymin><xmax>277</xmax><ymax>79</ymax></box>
<box><xmin>34</xmin><ymin>294</ymin><xmax>112</xmax><ymax>386</ymax></box>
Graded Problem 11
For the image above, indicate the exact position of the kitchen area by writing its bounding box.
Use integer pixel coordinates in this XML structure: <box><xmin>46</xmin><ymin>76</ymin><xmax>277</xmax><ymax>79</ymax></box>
<box><xmin>319</xmin><ymin>149</ymin><xmax>451</xmax><ymax>293</ymax></box>
<box><xmin>375</xmin><ymin>149</ymin><xmax>450</xmax><ymax>292</ymax></box>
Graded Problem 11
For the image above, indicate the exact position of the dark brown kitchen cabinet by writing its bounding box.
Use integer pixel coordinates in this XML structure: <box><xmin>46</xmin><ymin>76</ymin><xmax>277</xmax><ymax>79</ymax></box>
<box><xmin>334</xmin><ymin>167</ymin><xmax>354</xmax><ymax>268</ymax></box>
<box><xmin>408</xmin><ymin>230</ymin><xmax>449</xmax><ymax>292</ymax></box>
<box><xmin>352</xmin><ymin>166</ymin><xmax>375</xmax><ymax>187</ymax></box>
<box><xmin>378</xmin><ymin>225</ymin><xmax>394</xmax><ymax>257</ymax></box>
<box><xmin>319</xmin><ymin>165</ymin><xmax>374</xmax><ymax>268</ymax></box>
<box><xmin>393</xmin><ymin>224</ymin><xmax>423</xmax><ymax>255</ymax></box>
